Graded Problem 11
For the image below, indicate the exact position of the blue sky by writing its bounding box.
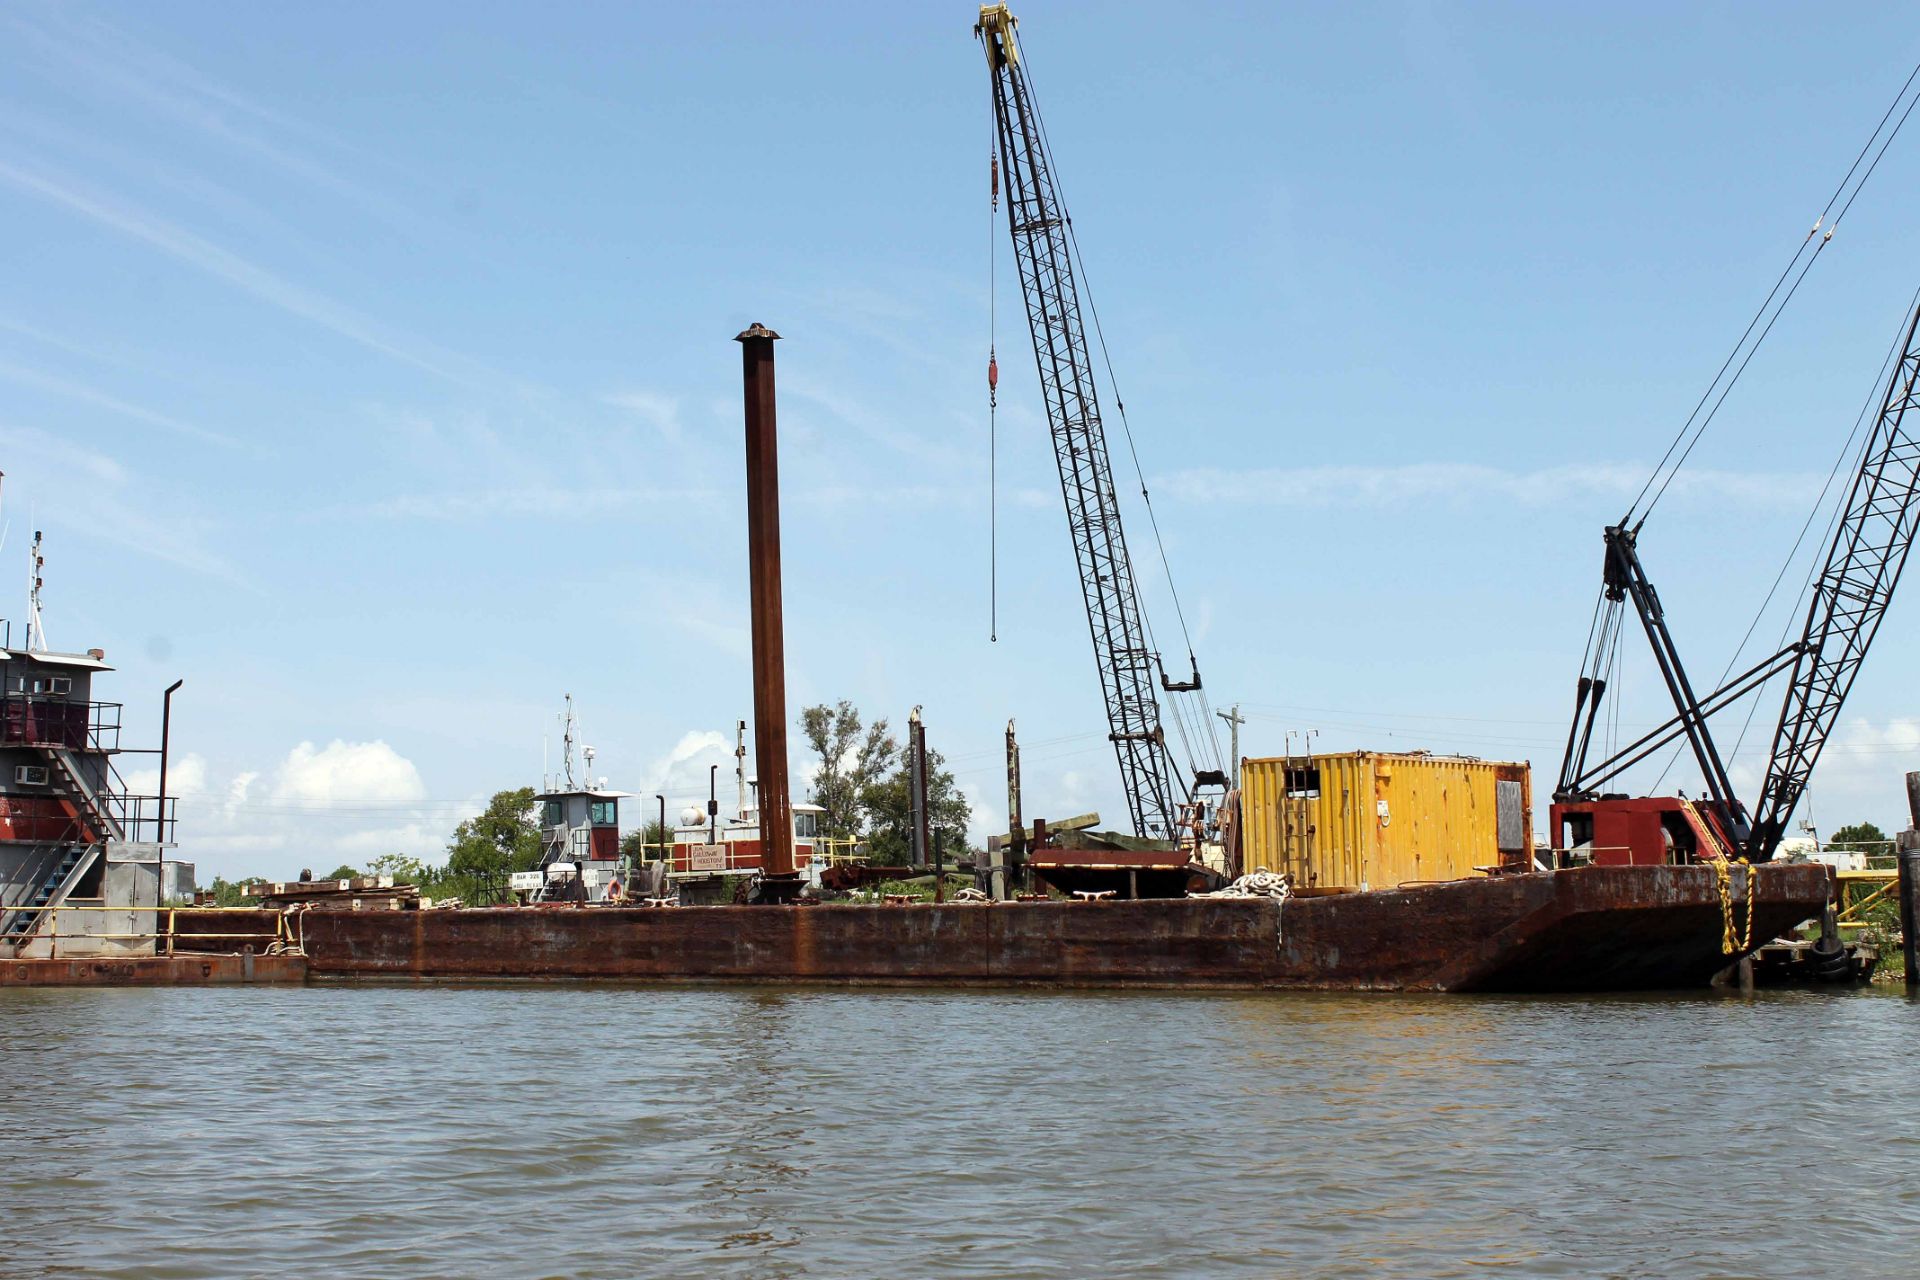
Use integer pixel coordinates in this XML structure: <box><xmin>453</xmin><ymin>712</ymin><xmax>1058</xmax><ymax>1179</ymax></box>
<box><xmin>6</xmin><ymin>1</ymin><xmax>1920</xmax><ymax>878</ymax></box>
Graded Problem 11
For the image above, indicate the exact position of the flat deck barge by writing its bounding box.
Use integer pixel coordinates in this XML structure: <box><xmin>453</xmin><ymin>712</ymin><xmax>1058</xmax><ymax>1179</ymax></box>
<box><xmin>168</xmin><ymin>863</ymin><xmax>1830</xmax><ymax>992</ymax></box>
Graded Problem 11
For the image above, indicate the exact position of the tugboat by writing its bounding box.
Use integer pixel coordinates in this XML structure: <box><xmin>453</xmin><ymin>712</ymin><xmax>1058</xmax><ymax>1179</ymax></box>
<box><xmin>512</xmin><ymin>697</ymin><xmax>638</xmax><ymax>904</ymax></box>
<box><xmin>664</xmin><ymin>720</ymin><xmax>838</xmax><ymax>904</ymax></box>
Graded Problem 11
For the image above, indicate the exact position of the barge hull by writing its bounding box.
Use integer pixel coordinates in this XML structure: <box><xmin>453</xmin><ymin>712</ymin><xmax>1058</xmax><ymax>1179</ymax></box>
<box><xmin>0</xmin><ymin>953</ymin><xmax>307</xmax><ymax>987</ymax></box>
<box><xmin>177</xmin><ymin>864</ymin><xmax>1830</xmax><ymax>992</ymax></box>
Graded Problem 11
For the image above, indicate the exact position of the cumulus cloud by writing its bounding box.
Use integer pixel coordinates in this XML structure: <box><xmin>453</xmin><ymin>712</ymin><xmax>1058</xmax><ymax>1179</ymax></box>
<box><xmin>637</xmin><ymin>730</ymin><xmax>734</xmax><ymax>803</ymax></box>
<box><xmin>272</xmin><ymin>739</ymin><xmax>427</xmax><ymax>805</ymax></box>
<box><xmin>122</xmin><ymin>751</ymin><xmax>207</xmax><ymax>798</ymax></box>
<box><xmin>1796</xmin><ymin>717</ymin><xmax>1920</xmax><ymax>834</ymax></box>
<box><xmin>171</xmin><ymin>743</ymin><xmax>442</xmax><ymax>882</ymax></box>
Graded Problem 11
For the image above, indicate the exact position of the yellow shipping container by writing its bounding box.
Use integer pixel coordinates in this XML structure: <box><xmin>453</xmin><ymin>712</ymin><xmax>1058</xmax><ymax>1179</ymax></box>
<box><xmin>1238</xmin><ymin>752</ymin><xmax>1532</xmax><ymax>891</ymax></box>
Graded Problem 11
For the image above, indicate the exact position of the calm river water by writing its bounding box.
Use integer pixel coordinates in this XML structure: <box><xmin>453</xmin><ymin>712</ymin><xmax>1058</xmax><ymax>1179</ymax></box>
<box><xmin>2</xmin><ymin>984</ymin><xmax>1916</xmax><ymax>1278</ymax></box>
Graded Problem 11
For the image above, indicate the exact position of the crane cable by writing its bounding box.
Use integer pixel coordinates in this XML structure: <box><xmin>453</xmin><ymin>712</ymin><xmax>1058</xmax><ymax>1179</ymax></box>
<box><xmin>1697</xmin><ymin>287</ymin><xmax>1920</xmax><ymax>782</ymax></box>
<box><xmin>1646</xmin><ymin>284</ymin><xmax>1920</xmax><ymax>791</ymax></box>
<box><xmin>1018</xmin><ymin>39</ymin><xmax>1225</xmax><ymax>774</ymax></box>
<box><xmin>1626</xmin><ymin>59</ymin><xmax>1920</xmax><ymax>527</ymax></box>
<box><xmin>988</xmin><ymin>128</ymin><xmax>1000</xmax><ymax>644</ymax></box>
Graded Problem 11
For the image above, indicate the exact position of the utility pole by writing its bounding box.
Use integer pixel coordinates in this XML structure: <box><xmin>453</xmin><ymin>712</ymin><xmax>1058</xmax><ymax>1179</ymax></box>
<box><xmin>1216</xmin><ymin>704</ymin><xmax>1246</xmax><ymax>789</ymax></box>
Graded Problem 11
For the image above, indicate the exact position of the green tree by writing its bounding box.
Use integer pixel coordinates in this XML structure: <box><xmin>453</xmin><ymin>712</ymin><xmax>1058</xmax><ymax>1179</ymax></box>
<box><xmin>204</xmin><ymin>875</ymin><xmax>264</xmax><ymax>907</ymax></box>
<box><xmin>621</xmin><ymin>819</ymin><xmax>670</xmax><ymax>862</ymax></box>
<box><xmin>860</xmin><ymin>744</ymin><xmax>972</xmax><ymax>866</ymax></box>
<box><xmin>323</xmin><ymin>864</ymin><xmax>360</xmax><ymax>881</ymax></box>
<box><xmin>367</xmin><ymin>853</ymin><xmax>432</xmax><ymax>884</ymax></box>
<box><xmin>446</xmin><ymin>787</ymin><xmax>542</xmax><ymax>877</ymax></box>
<box><xmin>801</xmin><ymin>700</ymin><xmax>897</xmax><ymax>838</ymax></box>
<box><xmin>1828</xmin><ymin>821</ymin><xmax>1890</xmax><ymax>852</ymax></box>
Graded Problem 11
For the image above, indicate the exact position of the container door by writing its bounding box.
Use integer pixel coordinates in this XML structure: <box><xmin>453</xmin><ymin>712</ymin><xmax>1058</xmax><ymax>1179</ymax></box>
<box><xmin>1280</xmin><ymin>763</ymin><xmax>1320</xmax><ymax>885</ymax></box>
<box><xmin>1496</xmin><ymin>781</ymin><xmax>1526</xmax><ymax>863</ymax></box>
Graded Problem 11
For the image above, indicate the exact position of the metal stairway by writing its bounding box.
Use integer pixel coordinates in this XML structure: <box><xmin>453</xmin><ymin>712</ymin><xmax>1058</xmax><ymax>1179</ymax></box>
<box><xmin>45</xmin><ymin>745</ymin><xmax>125</xmax><ymax>844</ymax></box>
<box><xmin>1</xmin><ymin>843</ymin><xmax>102</xmax><ymax>951</ymax></box>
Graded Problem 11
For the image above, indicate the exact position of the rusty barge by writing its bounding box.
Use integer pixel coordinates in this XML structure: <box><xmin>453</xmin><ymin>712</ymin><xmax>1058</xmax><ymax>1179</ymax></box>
<box><xmin>159</xmin><ymin>862</ymin><xmax>1827</xmax><ymax>992</ymax></box>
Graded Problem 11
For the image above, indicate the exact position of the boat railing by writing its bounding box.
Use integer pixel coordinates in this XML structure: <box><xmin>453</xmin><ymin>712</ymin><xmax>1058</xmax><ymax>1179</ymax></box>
<box><xmin>0</xmin><ymin>695</ymin><xmax>122</xmax><ymax>752</ymax></box>
<box><xmin>6</xmin><ymin>901</ymin><xmax>296</xmax><ymax>959</ymax></box>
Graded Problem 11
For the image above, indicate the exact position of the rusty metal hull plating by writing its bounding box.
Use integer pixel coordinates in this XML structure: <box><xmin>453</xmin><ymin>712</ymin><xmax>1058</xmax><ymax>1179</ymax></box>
<box><xmin>0</xmin><ymin>952</ymin><xmax>307</xmax><ymax>987</ymax></box>
<box><xmin>175</xmin><ymin>864</ymin><xmax>1831</xmax><ymax>992</ymax></box>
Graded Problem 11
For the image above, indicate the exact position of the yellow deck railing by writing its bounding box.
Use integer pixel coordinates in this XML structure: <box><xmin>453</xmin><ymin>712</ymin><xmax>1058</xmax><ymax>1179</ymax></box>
<box><xmin>3</xmin><ymin>902</ymin><xmax>298</xmax><ymax>958</ymax></box>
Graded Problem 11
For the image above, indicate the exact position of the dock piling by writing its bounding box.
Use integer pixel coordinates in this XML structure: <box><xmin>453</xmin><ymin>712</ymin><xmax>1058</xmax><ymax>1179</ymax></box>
<box><xmin>737</xmin><ymin>322</ymin><xmax>798</xmax><ymax>898</ymax></box>
<box><xmin>1898</xmin><ymin>772</ymin><xmax>1920</xmax><ymax>990</ymax></box>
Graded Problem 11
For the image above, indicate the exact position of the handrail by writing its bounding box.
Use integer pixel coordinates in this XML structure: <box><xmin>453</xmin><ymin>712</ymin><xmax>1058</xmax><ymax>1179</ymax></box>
<box><xmin>17</xmin><ymin>901</ymin><xmax>292</xmax><ymax>959</ymax></box>
<box><xmin>0</xmin><ymin>694</ymin><xmax>122</xmax><ymax>752</ymax></box>
<box><xmin>664</xmin><ymin>835</ymin><xmax>870</xmax><ymax>874</ymax></box>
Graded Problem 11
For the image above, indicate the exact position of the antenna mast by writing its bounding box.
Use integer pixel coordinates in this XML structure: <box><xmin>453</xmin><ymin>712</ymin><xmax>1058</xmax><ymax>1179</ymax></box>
<box><xmin>26</xmin><ymin>529</ymin><xmax>46</xmax><ymax>653</ymax></box>
<box><xmin>735</xmin><ymin>719</ymin><xmax>748</xmax><ymax>820</ymax></box>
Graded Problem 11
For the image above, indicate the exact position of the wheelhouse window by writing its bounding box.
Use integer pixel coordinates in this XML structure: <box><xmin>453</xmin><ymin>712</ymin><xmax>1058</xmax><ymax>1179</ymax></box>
<box><xmin>542</xmin><ymin>800</ymin><xmax>563</xmax><ymax>826</ymax></box>
<box><xmin>590</xmin><ymin>799</ymin><xmax>617</xmax><ymax>826</ymax></box>
<box><xmin>794</xmin><ymin>811</ymin><xmax>820</xmax><ymax>839</ymax></box>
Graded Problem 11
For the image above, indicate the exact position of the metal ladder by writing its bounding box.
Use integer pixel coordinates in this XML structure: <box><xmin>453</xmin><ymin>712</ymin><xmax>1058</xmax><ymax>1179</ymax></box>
<box><xmin>1</xmin><ymin>843</ymin><xmax>102</xmax><ymax>949</ymax></box>
<box><xmin>45</xmin><ymin>745</ymin><xmax>125</xmax><ymax>844</ymax></box>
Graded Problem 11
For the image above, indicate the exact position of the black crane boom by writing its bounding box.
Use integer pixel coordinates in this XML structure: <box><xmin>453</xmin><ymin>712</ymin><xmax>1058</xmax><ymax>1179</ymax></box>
<box><xmin>976</xmin><ymin>4</ymin><xmax>1182</xmax><ymax>839</ymax></box>
<box><xmin>1747</xmin><ymin>300</ymin><xmax>1920</xmax><ymax>858</ymax></box>
<box><xmin>1555</xmin><ymin>297</ymin><xmax>1920</xmax><ymax>863</ymax></box>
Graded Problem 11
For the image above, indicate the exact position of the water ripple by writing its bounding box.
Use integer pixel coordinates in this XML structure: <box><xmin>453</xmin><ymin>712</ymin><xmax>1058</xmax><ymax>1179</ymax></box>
<box><xmin>1</xmin><ymin>985</ymin><xmax>1916</xmax><ymax>1277</ymax></box>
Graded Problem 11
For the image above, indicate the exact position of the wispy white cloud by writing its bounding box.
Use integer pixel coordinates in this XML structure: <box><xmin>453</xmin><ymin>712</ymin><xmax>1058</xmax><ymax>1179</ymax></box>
<box><xmin>362</xmin><ymin>486</ymin><xmax>716</xmax><ymax>521</ymax></box>
<box><xmin>0</xmin><ymin>423</ymin><xmax>246</xmax><ymax>584</ymax></box>
<box><xmin>8</xmin><ymin>7</ymin><xmax>433</xmax><ymax>239</ymax></box>
<box><xmin>0</xmin><ymin>157</ymin><xmax>487</xmax><ymax>386</ymax></box>
<box><xmin>603</xmin><ymin>391</ymin><xmax>685</xmax><ymax>442</ymax></box>
<box><xmin>783</xmin><ymin>376</ymin><xmax>971</xmax><ymax>471</ymax></box>
<box><xmin>1153</xmin><ymin>462</ymin><xmax>1822</xmax><ymax>509</ymax></box>
<box><xmin>620</xmin><ymin>569</ymin><xmax>751</xmax><ymax>661</ymax></box>
<box><xmin>0</xmin><ymin>356</ymin><xmax>236</xmax><ymax>447</ymax></box>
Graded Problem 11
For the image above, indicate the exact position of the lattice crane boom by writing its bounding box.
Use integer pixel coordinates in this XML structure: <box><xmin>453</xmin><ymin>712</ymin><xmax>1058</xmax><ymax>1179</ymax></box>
<box><xmin>976</xmin><ymin>4</ymin><xmax>1183</xmax><ymax>839</ymax></box>
<box><xmin>1556</xmin><ymin>297</ymin><xmax>1920</xmax><ymax>863</ymax></box>
<box><xmin>1747</xmin><ymin>300</ymin><xmax>1920</xmax><ymax>858</ymax></box>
